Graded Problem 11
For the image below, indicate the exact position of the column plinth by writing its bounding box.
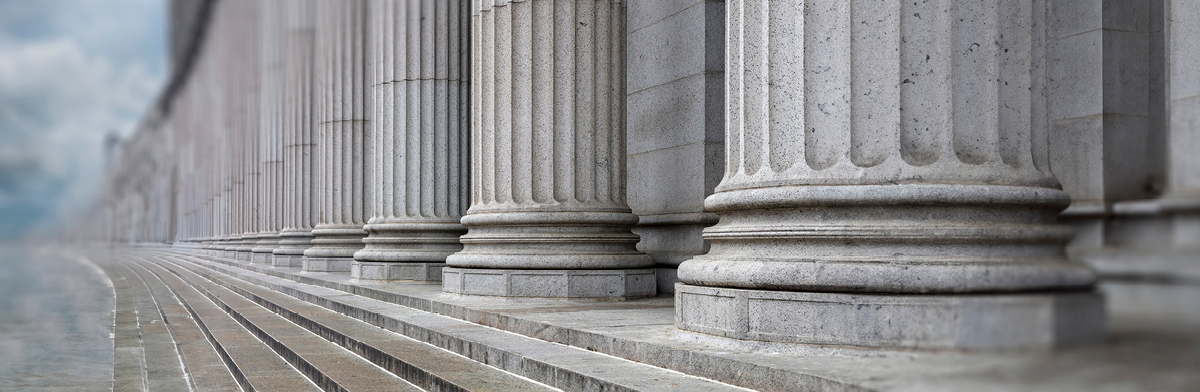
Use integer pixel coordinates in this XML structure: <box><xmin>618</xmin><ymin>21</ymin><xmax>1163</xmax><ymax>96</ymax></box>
<box><xmin>272</xmin><ymin>0</ymin><xmax>318</xmax><ymax>268</ymax></box>
<box><xmin>236</xmin><ymin>233</ymin><xmax>257</xmax><ymax>260</ymax></box>
<box><xmin>274</xmin><ymin>228</ymin><xmax>314</xmax><ymax>266</ymax></box>
<box><xmin>303</xmin><ymin>0</ymin><xmax>371</xmax><ymax>273</ymax></box>
<box><xmin>354</xmin><ymin>221</ymin><xmax>464</xmax><ymax>281</ymax></box>
<box><xmin>676</xmin><ymin>0</ymin><xmax>1104</xmax><ymax>348</ymax></box>
<box><xmin>351</xmin><ymin>0</ymin><xmax>470</xmax><ymax>281</ymax></box>
<box><xmin>443</xmin><ymin>0</ymin><xmax>654</xmax><ymax>298</ymax></box>
<box><xmin>681</xmin><ymin>184</ymin><xmax>1091</xmax><ymax>293</ymax></box>
<box><xmin>305</xmin><ymin>224</ymin><xmax>367</xmax><ymax>272</ymax></box>
<box><xmin>250</xmin><ymin>232</ymin><xmax>281</xmax><ymax>264</ymax></box>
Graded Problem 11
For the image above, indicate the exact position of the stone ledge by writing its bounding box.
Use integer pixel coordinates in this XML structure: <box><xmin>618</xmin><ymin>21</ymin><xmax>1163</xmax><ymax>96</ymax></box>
<box><xmin>441</xmin><ymin>267</ymin><xmax>656</xmax><ymax>298</ymax></box>
<box><xmin>250</xmin><ymin>252</ymin><xmax>273</xmax><ymax>264</ymax></box>
<box><xmin>351</xmin><ymin>262</ymin><xmax>444</xmax><ymax>281</ymax></box>
<box><xmin>675</xmin><ymin>284</ymin><xmax>1107</xmax><ymax>349</ymax></box>
<box><xmin>301</xmin><ymin>257</ymin><xmax>353</xmax><ymax>273</ymax></box>
<box><xmin>271</xmin><ymin>254</ymin><xmax>303</xmax><ymax>268</ymax></box>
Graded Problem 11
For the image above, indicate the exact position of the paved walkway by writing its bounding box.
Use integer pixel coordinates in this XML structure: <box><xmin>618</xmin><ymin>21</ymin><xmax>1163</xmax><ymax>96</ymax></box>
<box><xmin>0</xmin><ymin>244</ymin><xmax>114</xmax><ymax>391</ymax></box>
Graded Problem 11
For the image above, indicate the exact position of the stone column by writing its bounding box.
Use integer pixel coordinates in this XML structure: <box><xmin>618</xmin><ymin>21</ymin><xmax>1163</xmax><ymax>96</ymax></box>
<box><xmin>235</xmin><ymin>1</ymin><xmax>261</xmax><ymax>261</ymax></box>
<box><xmin>443</xmin><ymin>0</ymin><xmax>655</xmax><ymax>298</ymax></box>
<box><xmin>1164</xmin><ymin>0</ymin><xmax>1200</xmax><ymax>241</ymax></box>
<box><xmin>303</xmin><ymin>0</ymin><xmax>372</xmax><ymax>272</ymax></box>
<box><xmin>274</xmin><ymin>0</ymin><xmax>319</xmax><ymax>267</ymax></box>
<box><xmin>1089</xmin><ymin>0</ymin><xmax>1200</xmax><ymax>324</ymax></box>
<box><xmin>352</xmin><ymin>0</ymin><xmax>470</xmax><ymax>281</ymax></box>
<box><xmin>218</xmin><ymin>4</ymin><xmax>244</xmax><ymax>259</ymax></box>
<box><xmin>253</xmin><ymin>0</ymin><xmax>287</xmax><ymax>264</ymax></box>
<box><xmin>1046</xmin><ymin>0</ymin><xmax>1167</xmax><ymax>249</ymax></box>
<box><xmin>675</xmin><ymin>0</ymin><xmax>1104</xmax><ymax>349</ymax></box>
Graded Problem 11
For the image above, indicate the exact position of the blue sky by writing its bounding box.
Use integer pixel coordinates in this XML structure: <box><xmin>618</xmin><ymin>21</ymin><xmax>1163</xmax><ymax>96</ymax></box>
<box><xmin>0</xmin><ymin>0</ymin><xmax>165</xmax><ymax>239</ymax></box>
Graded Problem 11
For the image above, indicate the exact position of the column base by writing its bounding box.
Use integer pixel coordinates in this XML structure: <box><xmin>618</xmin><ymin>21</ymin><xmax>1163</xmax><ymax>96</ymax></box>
<box><xmin>351</xmin><ymin>262</ymin><xmax>445</xmax><ymax>281</ymax></box>
<box><xmin>442</xmin><ymin>268</ymin><xmax>656</xmax><ymax>298</ymax></box>
<box><xmin>172</xmin><ymin>241</ymin><xmax>203</xmax><ymax>253</ymax></box>
<box><xmin>251</xmin><ymin>252</ymin><xmax>274</xmax><ymax>264</ymax></box>
<box><xmin>271</xmin><ymin>254</ymin><xmax>304</xmax><ymax>268</ymax></box>
<box><xmin>656</xmin><ymin>268</ymin><xmax>680</xmax><ymax>294</ymax></box>
<box><xmin>274</xmin><ymin>229</ymin><xmax>314</xmax><ymax>268</ymax></box>
<box><xmin>235</xmin><ymin>251</ymin><xmax>252</xmax><ymax>261</ymax></box>
<box><xmin>302</xmin><ymin>257</ymin><xmax>354</xmax><ymax>272</ymax></box>
<box><xmin>675</xmin><ymin>284</ymin><xmax>1106</xmax><ymax>349</ymax></box>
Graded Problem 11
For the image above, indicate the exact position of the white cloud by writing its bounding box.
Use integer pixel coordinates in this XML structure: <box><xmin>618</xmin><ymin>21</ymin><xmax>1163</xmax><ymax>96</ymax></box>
<box><xmin>0</xmin><ymin>0</ymin><xmax>165</xmax><ymax>238</ymax></box>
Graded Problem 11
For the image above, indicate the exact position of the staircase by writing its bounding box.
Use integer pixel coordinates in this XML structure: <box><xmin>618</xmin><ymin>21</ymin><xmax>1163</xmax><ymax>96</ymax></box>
<box><xmin>89</xmin><ymin>249</ymin><xmax>750</xmax><ymax>392</ymax></box>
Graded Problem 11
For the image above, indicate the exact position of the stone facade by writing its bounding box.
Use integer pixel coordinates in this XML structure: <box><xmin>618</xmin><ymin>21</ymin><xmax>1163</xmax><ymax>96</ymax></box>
<box><xmin>77</xmin><ymin>0</ymin><xmax>1199</xmax><ymax>352</ymax></box>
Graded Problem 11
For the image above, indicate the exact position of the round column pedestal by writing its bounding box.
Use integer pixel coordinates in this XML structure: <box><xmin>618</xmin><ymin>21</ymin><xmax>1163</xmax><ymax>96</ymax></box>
<box><xmin>235</xmin><ymin>233</ymin><xmax>257</xmax><ymax>261</ymax></box>
<box><xmin>675</xmin><ymin>284</ymin><xmax>1105</xmax><ymax>349</ymax></box>
<box><xmin>353</xmin><ymin>263</ymin><xmax>446</xmax><ymax>281</ymax></box>
<box><xmin>442</xmin><ymin>268</ymin><xmax>656</xmax><ymax>299</ymax></box>
<box><xmin>351</xmin><ymin>222</ymin><xmax>464</xmax><ymax>281</ymax></box>
<box><xmin>251</xmin><ymin>232</ymin><xmax>280</xmax><ymax>264</ymax></box>
<box><xmin>676</xmin><ymin>184</ymin><xmax>1105</xmax><ymax>348</ymax></box>
<box><xmin>221</xmin><ymin>237</ymin><xmax>240</xmax><ymax>259</ymax></box>
<box><xmin>173</xmin><ymin>241</ymin><xmax>203</xmax><ymax>254</ymax></box>
<box><xmin>200</xmin><ymin>239</ymin><xmax>218</xmax><ymax>255</ymax></box>
<box><xmin>273</xmin><ymin>229</ymin><xmax>314</xmax><ymax>267</ymax></box>
<box><xmin>302</xmin><ymin>224</ymin><xmax>365</xmax><ymax>272</ymax></box>
<box><xmin>447</xmin><ymin>211</ymin><xmax>654</xmax><ymax>269</ymax></box>
<box><xmin>445</xmin><ymin>212</ymin><xmax>657</xmax><ymax>298</ymax></box>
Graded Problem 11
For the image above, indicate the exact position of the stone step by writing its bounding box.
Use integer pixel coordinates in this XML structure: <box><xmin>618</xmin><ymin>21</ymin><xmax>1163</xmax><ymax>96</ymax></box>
<box><xmin>119</xmin><ymin>256</ymin><xmax>242</xmax><ymax>391</ymax></box>
<box><xmin>153</xmin><ymin>252</ymin><xmax>751</xmax><ymax>392</ymax></box>
<box><xmin>94</xmin><ymin>258</ymin><xmax>149</xmax><ymax>391</ymax></box>
<box><xmin>109</xmin><ymin>261</ymin><xmax>196</xmax><ymax>391</ymax></box>
<box><xmin>169</xmin><ymin>250</ymin><xmax>847</xmax><ymax>392</ymax></box>
<box><xmin>134</xmin><ymin>255</ymin><xmax>422</xmax><ymax>392</ymax></box>
<box><xmin>141</xmin><ymin>253</ymin><xmax>560</xmax><ymax>392</ymax></box>
<box><xmin>128</xmin><ymin>255</ymin><xmax>324</xmax><ymax>392</ymax></box>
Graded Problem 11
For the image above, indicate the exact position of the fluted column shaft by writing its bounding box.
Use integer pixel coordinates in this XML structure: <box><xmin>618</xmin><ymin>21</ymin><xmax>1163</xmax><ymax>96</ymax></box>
<box><xmin>253</xmin><ymin>0</ymin><xmax>287</xmax><ymax>263</ymax></box>
<box><xmin>235</xmin><ymin>0</ymin><xmax>261</xmax><ymax>260</ymax></box>
<box><xmin>680</xmin><ymin>0</ymin><xmax>1091</xmax><ymax>293</ymax></box>
<box><xmin>352</xmin><ymin>0</ymin><xmax>470</xmax><ymax>280</ymax></box>
<box><xmin>303</xmin><ymin>0</ymin><xmax>373</xmax><ymax>272</ymax></box>
<box><xmin>275</xmin><ymin>0</ymin><xmax>319</xmax><ymax>265</ymax></box>
<box><xmin>675</xmin><ymin>0</ymin><xmax>1103</xmax><ymax>348</ymax></box>
<box><xmin>443</xmin><ymin>0</ymin><xmax>653</xmax><ymax>298</ymax></box>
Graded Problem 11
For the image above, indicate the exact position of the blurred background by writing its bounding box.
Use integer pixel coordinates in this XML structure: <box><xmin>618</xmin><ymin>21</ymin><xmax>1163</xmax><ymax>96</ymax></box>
<box><xmin>0</xmin><ymin>0</ymin><xmax>165</xmax><ymax>240</ymax></box>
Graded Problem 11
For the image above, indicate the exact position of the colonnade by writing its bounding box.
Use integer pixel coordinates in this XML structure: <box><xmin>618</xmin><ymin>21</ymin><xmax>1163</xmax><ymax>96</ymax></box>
<box><xmin>76</xmin><ymin>0</ymin><xmax>1200</xmax><ymax>349</ymax></box>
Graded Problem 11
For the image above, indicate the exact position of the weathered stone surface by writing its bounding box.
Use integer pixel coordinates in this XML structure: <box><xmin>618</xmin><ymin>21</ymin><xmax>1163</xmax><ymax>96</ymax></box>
<box><xmin>676</xmin><ymin>283</ymin><xmax>1106</xmax><ymax>349</ymax></box>
<box><xmin>1047</xmin><ymin>0</ymin><xmax>1166</xmax><ymax>248</ymax></box>
<box><xmin>445</xmin><ymin>0</ymin><xmax>654</xmax><ymax>297</ymax></box>
<box><xmin>302</xmin><ymin>0</ymin><xmax>371</xmax><ymax>272</ymax></box>
<box><xmin>274</xmin><ymin>0</ymin><xmax>319</xmax><ymax>268</ymax></box>
<box><xmin>251</xmin><ymin>0</ymin><xmax>287</xmax><ymax>265</ymax></box>
<box><xmin>353</xmin><ymin>0</ymin><xmax>471</xmax><ymax>281</ymax></box>
<box><xmin>442</xmin><ymin>267</ymin><xmax>656</xmax><ymax>298</ymax></box>
<box><xmin>153</xmin><ymin>249</ymin><xmax>1200</xmax><ymax>392</ymax></box>
<box><xmin>677</xmin><ymin>0</ymin><xmax>1103</xmax><ymax>348</ymax></box>
<box><xmin>625</xmin><ymin>0</ymin><xmax>725</xmax><ymax>293</ymax></box>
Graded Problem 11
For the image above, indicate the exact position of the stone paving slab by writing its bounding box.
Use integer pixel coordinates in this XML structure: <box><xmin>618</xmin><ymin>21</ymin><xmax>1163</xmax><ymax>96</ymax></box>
<box><xmin>158</xmin><ymin>249</ymin><xmax>1200</xmax><ymax>392</ymax></box>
